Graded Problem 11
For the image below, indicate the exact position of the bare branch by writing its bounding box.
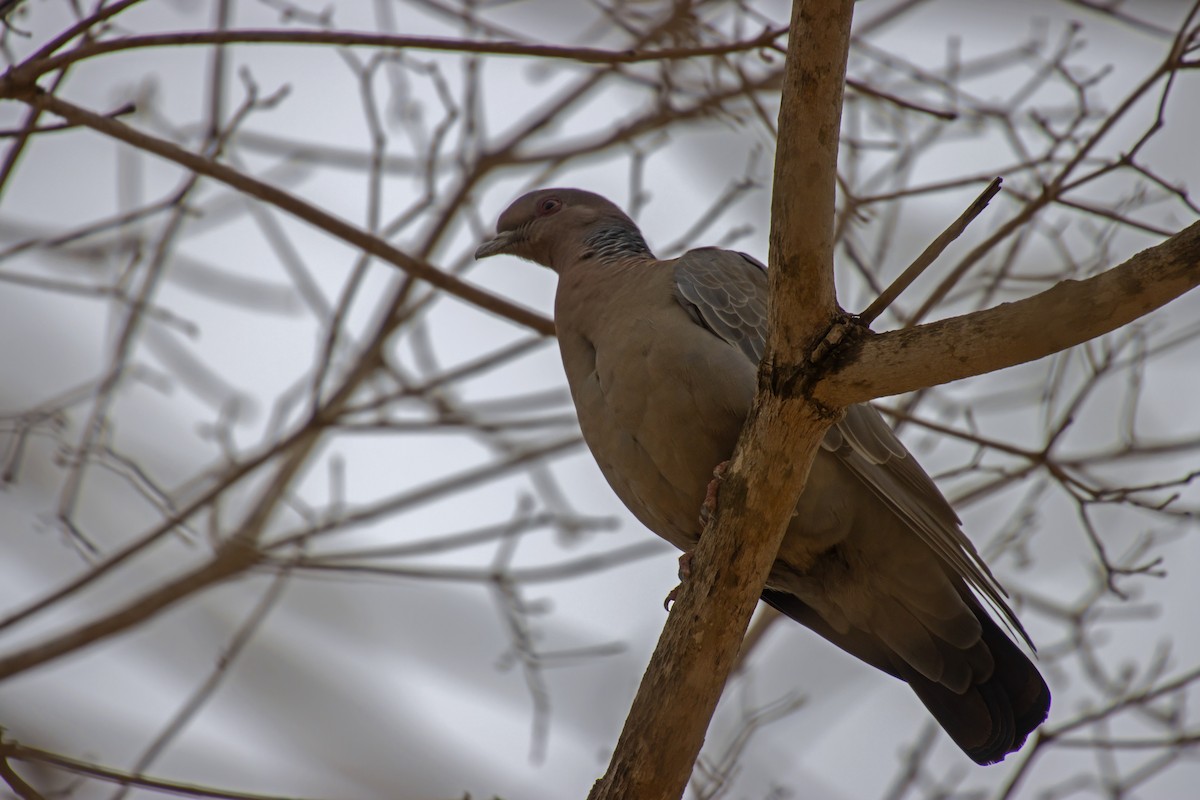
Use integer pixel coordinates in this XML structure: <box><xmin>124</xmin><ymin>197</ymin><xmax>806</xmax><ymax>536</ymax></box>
<box><xmin>12</xmin><ymin>25</ymin><xmax>790</xmax><ymax>80</ymax></box>
<box><xmin>586</xmin><ymin>3</ymin><xmax>855</xmax><ymax>798</ymax></box>
<box><xmin>859</xmin><ymin>177</ymin><xmax>1002</xmax><ymax>326</ymax></box>
<box><xmin>822</xmin><ymin>220</ymin><xmax>1200</xmax><ymax>406</ymax></box>
<box><xmin>12</xmin><ymin>91</ymin><xmax>556</xmax><ymax>335</ymax></box>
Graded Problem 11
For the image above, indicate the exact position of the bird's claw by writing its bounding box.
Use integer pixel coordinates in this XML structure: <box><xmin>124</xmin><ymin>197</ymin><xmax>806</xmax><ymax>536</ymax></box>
<box><xmin>698</xmin><ymin>460</ymin><xmax>730</xmax><ymax>527</ymax></box>
<box><xmin>663</xmin><ymin>551</ymin><xmax>695</xmax><ymax>611</ymax></box>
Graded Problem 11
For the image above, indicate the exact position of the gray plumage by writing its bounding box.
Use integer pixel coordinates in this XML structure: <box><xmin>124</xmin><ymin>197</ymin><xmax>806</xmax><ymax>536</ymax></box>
<box><xmin>475</xmin><ymin>187</ymin><xmax>1050</xmax><ymax>764</ymax></box>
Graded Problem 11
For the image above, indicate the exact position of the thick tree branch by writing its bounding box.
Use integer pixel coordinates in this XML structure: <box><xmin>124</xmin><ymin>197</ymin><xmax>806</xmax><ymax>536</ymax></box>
<box><xmin>820</xmin><ymin>220</ymin><xmax>1200</xmax><ymax>406</ymax></box>
<box><xmin>585</xmin><ymin>2</ymin><xmax>855</xmax><ymax>799</ymax></box>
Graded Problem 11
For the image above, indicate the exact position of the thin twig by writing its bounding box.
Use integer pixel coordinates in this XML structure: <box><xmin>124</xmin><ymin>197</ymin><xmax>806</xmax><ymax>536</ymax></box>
<box><xmin>1</xmin><ymin>740</ymin><xmax>331</xmax><ymax>800</ymax></box>
<box><xmin>108</xmin><ymin>569</ymin><xmax>290</xmax><ymax>800</ymax></box>
<box><xmin>0</xmin><ymin>101</ymin><xmax>135</xmax><ymax>137</ymax></box>
<box><xmin>10</xmin><ymin>26</ymin><xmax>790</xmax><ymax>81</ymax></box>
<box><xmin>0</xmin><ymin>751</ymin><xmax>47</xmax><ymax>800</ymax></box>
<box><xmin>17</xmin><ymin>90</ymin><xmax>556</xmax><ymax>335</ymax></box>
<box><xmin>858</xmin><ymin>177</ymin><xmax>1002</xmax><ymax>326</ymax></box>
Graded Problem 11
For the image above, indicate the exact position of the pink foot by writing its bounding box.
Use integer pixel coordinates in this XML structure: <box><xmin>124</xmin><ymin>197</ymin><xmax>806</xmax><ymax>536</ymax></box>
<box><xmin>663</xmin><ymin>551</ymin><xmax>695</xmax><ymax>611</ymax></box>
<box><xmin>677</xmin><ymin>551</ymin><xmax>693</xmax><ymax>580</ymax></box>
<box><xmin>698</xmin><ymin>460</ymin><xmax>731</xmax><ymax>528</ymax></box>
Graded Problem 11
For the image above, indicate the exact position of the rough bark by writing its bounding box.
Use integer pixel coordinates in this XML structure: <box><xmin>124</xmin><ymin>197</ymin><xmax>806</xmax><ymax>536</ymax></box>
<box><xmin>586</xmin><ymin>2</ymin><xmax>856</xmax><ymax>798</ymax></box>
<box><xmin>818</xmin><ymin>220</ymin><xmax>1200</xmax><ymax>405</ymax></box>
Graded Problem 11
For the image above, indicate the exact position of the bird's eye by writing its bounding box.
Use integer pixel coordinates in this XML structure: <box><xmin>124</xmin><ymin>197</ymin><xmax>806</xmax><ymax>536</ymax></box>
<box><xmin>536</xmin><ymin>197</ymin><xmax>562</xmax><ymax>216</ymax></box>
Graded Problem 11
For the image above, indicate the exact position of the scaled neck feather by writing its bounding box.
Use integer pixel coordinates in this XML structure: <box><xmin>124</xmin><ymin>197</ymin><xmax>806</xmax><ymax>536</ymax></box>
<box><xmin>580</xmin><ymin>221</ymin><xmax>654</xmax><ymax>267</ymax></box>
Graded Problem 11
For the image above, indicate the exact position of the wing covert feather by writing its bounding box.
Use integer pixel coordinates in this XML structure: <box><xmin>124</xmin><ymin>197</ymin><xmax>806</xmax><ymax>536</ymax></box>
<box><xmin>671</xmin><ymin>246</ymin><xmax>1031</xmax><ymax>648</ymax></box>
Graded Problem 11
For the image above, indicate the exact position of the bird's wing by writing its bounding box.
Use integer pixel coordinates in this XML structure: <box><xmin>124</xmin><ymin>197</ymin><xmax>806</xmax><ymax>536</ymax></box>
<box><xmin>672</xmin><ymin>247</ymin><xmax>768</xmax><ymax>364</ymax></box>
<box><xmin>671</xmin><ymin>246</ymin><xmax>1031</xmax><ymax>649</ymax></box>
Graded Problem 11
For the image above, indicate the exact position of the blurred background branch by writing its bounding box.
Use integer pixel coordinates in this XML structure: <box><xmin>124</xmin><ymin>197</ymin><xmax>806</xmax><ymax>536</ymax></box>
<box><xmin>0</xmin><ymin>1</ymin><xmax>1197</xmax><ymax>798</ymax></box>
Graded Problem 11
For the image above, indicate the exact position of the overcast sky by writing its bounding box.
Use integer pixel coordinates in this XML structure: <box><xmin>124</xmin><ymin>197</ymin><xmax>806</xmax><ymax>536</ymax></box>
<box><xmin>1</xmin><ymin>2</ymin><xmax>1198</xmax><ymax>799</ymax></box>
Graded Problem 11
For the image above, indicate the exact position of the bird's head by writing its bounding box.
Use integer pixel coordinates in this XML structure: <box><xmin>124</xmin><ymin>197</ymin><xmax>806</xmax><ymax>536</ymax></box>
<box><xmin>474</xmin><ymin>188</ymin><xmax>652</xmax><ymax>272</ymax></box>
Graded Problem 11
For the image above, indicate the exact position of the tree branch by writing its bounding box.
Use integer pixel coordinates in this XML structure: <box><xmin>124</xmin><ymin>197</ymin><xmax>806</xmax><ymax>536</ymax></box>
<box><xmin>585</xmin><ymin>2</ymin><xmax>855</xmax><ymax>798</ymax></box>
<box><xmin>821</xmin><ymin>219</ymin><xmax>1200</xmax><ymax>406</ymax></box>
<box><xmin>13</xmin><ymin>27</ymin><xmax>789</xmax><ymax>81</ymax></box>
<box><xmin>7</xmin><ymin>89</ymin><xmax>555</xmax><ymax>336</ymax></box>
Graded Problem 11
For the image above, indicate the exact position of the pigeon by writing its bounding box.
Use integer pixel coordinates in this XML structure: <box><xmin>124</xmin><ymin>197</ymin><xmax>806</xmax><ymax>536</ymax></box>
<box><xmin>475</xmin><ymin>187</ymin><xmax>1050</xmax><ymax>764</ymax></box>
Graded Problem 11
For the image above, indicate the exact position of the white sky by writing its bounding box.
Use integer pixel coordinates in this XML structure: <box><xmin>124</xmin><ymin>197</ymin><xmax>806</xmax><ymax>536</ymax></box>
<box><xmin>1</xmin><ymin>1</ymin><xmax>1198</xmax><ymax>799</ymax></box>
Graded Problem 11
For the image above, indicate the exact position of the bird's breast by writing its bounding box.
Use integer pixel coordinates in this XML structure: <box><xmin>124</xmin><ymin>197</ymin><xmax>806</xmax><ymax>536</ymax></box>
<box><xmin>554</xmin><ymin>274</ymin><xmax>756</xmax><ymax>550</ymax></box>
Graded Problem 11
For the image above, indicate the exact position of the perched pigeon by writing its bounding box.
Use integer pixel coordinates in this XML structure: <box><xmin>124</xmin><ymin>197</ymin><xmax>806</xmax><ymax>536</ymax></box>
<box><xmin>475</xmin><ymin>188</ymin><xmax>1050</xmax><ymax>764</ymax></box>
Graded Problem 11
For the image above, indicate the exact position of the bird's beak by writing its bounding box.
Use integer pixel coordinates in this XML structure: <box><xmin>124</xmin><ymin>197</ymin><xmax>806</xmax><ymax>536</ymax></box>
<box><xmin>474</xmin><ymin>230</ymin><xmax>520</xmax><ymax>260</ymax></box>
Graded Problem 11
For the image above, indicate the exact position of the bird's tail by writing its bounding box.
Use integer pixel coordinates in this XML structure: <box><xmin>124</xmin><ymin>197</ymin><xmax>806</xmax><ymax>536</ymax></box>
<box><xmin>760</xmin><ymin>588</ymin><xmax>1050</xmax><ymax>765</ymax></box>
<box><xmin>895</xmin><ymin>603</ymin><xmax>1050</xmax><ymax>764</ymax></box>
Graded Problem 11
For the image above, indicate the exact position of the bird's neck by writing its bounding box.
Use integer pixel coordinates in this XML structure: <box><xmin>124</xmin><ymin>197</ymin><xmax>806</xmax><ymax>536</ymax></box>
<box><xmin>577</xmin><ymin>222</ymin><xmax>654</xmax><ymax>267</ymax></box>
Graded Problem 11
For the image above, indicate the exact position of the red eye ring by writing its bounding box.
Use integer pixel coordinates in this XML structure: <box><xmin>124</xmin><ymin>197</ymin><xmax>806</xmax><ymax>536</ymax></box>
<box><xmin>536</xmin><ymin>197</ymin><xmax>562</xmax><ymax>216</ymax></box>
